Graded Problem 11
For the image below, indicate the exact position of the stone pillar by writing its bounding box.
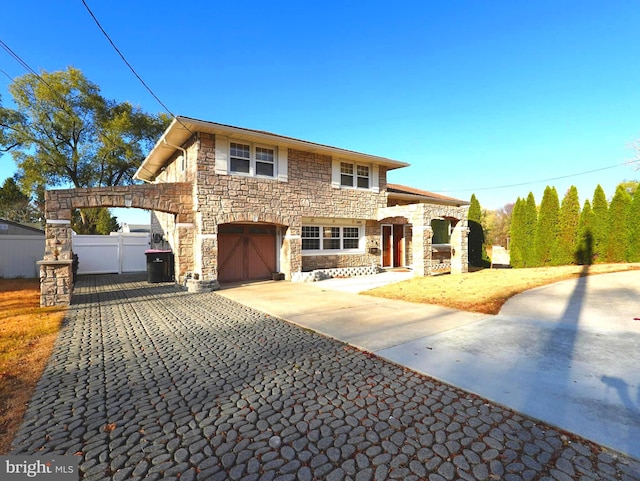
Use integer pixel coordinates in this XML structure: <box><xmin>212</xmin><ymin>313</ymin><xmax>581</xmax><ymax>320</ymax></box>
<box><xmin>451</xmin><ymin>220</ymin><xmax>470</xmax><ymax>274</ymax></box>
<box><xmin>175</xmin><ymin>222</ymin><xmax>195</xmax><ymax>282</ymax></box>
<box><xmin>39</xmin><ymin>219</ymin><xmax>74</xmax><ymax>307</ymax></box>
<box><xmin>412</xmin><ymin>225</ymin><xmax>433</xmax><ymax>276</ymax></box>
<box><xmin>186</xmin><ymin>227</ymin><xmax>219</xmax><ymax>293</ymax></box>
<box><xmin>281</xmin><ymin>224</ymin><xmax>301</xmax><ymax>280</ymax></box>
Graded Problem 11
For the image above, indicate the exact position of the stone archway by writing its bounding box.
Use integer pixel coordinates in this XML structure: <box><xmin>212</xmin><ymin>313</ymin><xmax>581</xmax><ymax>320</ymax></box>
<box><xmin>377</xmin><ymin>203</ymin><xmax>469</xmax><ymax>276</ymax></box>
<box><xmin>40</xmin><ymin>183</ymin><xmax>192</xmax><ymax>306</ymax></box>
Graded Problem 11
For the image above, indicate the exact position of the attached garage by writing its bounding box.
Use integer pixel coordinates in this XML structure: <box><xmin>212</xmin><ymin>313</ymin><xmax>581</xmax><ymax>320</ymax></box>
<box><xmin>217</xmin><ymin>224</ymin><xmax>277</xmax><ymax>283</ymax></box>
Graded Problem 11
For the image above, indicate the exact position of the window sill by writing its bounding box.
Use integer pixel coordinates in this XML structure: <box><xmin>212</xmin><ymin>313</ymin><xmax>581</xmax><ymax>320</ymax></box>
<box><xmin>302</xmin><ymin>250</ymin><xmax>366</xmax><ymax>256</ymax></box>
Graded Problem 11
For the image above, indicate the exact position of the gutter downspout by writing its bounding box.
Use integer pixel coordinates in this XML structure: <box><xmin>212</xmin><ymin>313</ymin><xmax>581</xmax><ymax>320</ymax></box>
<box><xmin>163</xmin><ymin>138</ymin><xmax>188</xmax><ymax>174</ymax></box>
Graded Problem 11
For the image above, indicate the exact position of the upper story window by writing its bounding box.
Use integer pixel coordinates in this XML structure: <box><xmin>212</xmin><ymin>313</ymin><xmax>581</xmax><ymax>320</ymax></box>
<box><xmin>338</xmin><ymin>161</ymin><xmax>372</xmax><ymax>190</ymax></box>
<box><xmin>228</xmin><ymin>142</ymin><xmax>275</xmax><ymax>177</ymax></box>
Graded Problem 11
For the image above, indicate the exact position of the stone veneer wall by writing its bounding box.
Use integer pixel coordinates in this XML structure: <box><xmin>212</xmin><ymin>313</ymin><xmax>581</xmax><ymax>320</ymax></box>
<box><xmin>191</xmin><ymin>134</ymin><xmax>389</xmax><ymax>281</ymax></box>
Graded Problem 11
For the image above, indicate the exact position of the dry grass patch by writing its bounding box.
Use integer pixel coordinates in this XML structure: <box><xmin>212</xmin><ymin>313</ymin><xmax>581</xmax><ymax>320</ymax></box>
<box><xmin>0</xmin><ymin>279</ymin><xmax>66</xmax><ymax>454</ymax></box>
<box><xmin>365</xmin><ymin>264</ymin><xmax>640</xmax><ymax>315</ymax></box>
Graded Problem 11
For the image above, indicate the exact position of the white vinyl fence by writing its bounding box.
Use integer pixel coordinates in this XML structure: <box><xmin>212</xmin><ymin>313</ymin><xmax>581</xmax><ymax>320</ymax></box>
<box><xmin>73</xmin><ymin>233</ymin><xmax>150</xmax><ymax>275</ymax></box>
<box><xmin>0</xmin><ymin>235</ymin><xmax>45</xmax><ymax>278</ymax></box>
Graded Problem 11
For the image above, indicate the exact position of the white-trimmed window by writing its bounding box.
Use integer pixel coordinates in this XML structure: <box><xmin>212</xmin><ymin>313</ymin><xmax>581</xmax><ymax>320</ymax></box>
<box><xmin>302</xmin><ymin>225</ymin><xmax>363</xmax><ymax>253</ymax></box>
<box><xmin>302</xmin><ymin>226</ymin><xmax>320</xmax><ymax>250</ymax></box>
<box><xmin>340</xmin><ymin>161</ymin><xmax>370</xmax><ymax>189</ymax></box>
<box><xmin>229</xmin><ymin>142</ymin><xmax>275</xmax><ymax>177</ymax></box>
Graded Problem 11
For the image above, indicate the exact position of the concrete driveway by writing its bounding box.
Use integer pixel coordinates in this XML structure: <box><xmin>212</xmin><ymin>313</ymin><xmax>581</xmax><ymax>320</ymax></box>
<box><xmin>220</xmin><ymin>269</ymin><xmax>640</xmax><ymax>460</ymax></box>
<box><xmin>378</xmin><ymin>269</ymin><xmax>640</xmax><ymax>461</ymax></box>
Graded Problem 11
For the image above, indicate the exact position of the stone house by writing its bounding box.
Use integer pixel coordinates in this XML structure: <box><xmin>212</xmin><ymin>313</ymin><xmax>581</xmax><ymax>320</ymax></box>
<box><xmin>134</xmin><ymin>116</ymin><xmax>470</xmax><ymax>291</ymax></box>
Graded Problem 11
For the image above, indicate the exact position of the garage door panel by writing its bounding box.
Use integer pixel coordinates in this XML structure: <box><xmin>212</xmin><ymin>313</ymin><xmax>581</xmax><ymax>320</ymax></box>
<box><xmin>247</xmin><ymin>236</ymin><xmax>276</xmax><ymax>279</ymax></box>
<box><xmin>218</xmin><ymin>234</ymin><xmax>244</xmax><ymax>282</ymax></box>
<box><xmin>218</xmin><ymin>224</ymin><xmax>276</xmax><ymax>282</ymax></box>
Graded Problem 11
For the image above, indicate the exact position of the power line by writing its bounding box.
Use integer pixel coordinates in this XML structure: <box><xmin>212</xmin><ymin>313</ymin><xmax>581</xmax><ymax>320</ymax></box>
<box><xmin>434</xmin><ymin>160</ymin><xmax>638</xmax><ymax>194</ymax></box>
<box><xmin>0</xmin><ymin>68</ymin><xmax>14</xmax><ymax>82</ymax></box>
<box><xmin>80</xmin><ymin>0</ymin><xmax>192</xmax><ymax>135</ymax></box>
<box><xmin>0</xmin><ymin>38</ymin><xmax>151</xmax><ymax>169</ymax></box>
<box><xmin>0</xmin><ymin>38</ymin><xmax>90</xmax><ymax>121</ymax></box>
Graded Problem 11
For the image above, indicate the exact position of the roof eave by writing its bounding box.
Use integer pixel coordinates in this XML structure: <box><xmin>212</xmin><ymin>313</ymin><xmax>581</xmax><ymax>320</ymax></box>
<box><xmin>135</xmin><ymin>116</ymin><xmax>410</xmax><ymax>182</ymax></box>
<box><xmin>387</xmin><ymin>192</ymin><xmax>470</xmax><ymax>207</ymax></box>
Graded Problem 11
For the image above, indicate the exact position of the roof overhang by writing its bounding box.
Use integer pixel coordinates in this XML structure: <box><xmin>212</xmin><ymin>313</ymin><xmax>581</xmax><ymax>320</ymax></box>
<box><xmin>135</xmin><ymin>116</ymin><xmax>410</xmax><ymax>182</ymax></box>
<box><xmin>387</xmin><ymin>191</ymin><xmax>470</xmax><ymax>207</ymax></box>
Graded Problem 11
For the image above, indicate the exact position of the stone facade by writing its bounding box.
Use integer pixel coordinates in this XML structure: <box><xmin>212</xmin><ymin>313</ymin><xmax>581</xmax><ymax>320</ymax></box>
<box><xmin>153</xmin><ymin>134</ymin><xmax>392</xmax><ymax>284</ymax></box>
<box><xmin>40</xmin><ymin>123</ymin><xmax>470</xmax><ymax>305</ymax></box>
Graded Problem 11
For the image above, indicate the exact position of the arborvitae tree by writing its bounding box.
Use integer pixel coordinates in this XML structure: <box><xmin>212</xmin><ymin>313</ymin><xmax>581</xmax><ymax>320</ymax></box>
<box><xmin>552</xmin><ymin>186</ymin><xmax>580</xmax><ymax>265</ymax></box>
<box><xmin>534</xmin><ymin>186</ymin><xmax>560</xmax><ymax>266</ymax></box>
<box><xmin>591</xmin><ymin>185</ymin><xmax>609</xmax><ymax>263</ymax></box>
<box><xmin>509</xmin><ymin>198</ymin><xmax>526</xmax><ymax>268</ymax></box>
<box><xmin>523</xmin><ymin>192</ymin><xmax>538</xmax><ymax>267</ymax></box>
<box><xmin>576</xmin><ymin>200</ymin><xmax>595</xmax><ymax>265</ymax></box>
<box><xmin>627</xmin><ymin>187</ymin><xmax>640</xmax><ymax>262</ymax></box>
<box><xmin>468</xmin><ymin>194</ymin><xmax>489</xmax><ymax>267</ymax></box>
<box><xmin>606</xmin><ymin>184</ymin><xmax>631</xmax><ymax>263</ymax></box>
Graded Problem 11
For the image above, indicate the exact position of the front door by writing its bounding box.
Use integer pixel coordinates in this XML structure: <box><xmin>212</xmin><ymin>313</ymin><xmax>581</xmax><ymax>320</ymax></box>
<box><xmin>218</xmin><ymin>224</ymin><xmax>277</xmax><ymax>282</ymax></box>
<box><xmin>381</xmin><ymin>224</ymin><xmax>406</xmax><ymax>268</ymax></box>
<box><xmin>382</xmin><ymin>225</ymin><xmax>392</xmax><ymax>268</ymax></box>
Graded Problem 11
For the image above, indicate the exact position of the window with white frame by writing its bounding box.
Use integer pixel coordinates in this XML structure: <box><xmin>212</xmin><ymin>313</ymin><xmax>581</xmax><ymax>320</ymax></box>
<box><xmin>302</xmin><ymin>226</ymin><xmax>320</xmax><ymax>250</ymax></box>
<box><xmin>340</xmin><ymin>161</ymin><xmax>370</xmax><ymax>189</ymax></box>
<box><xmin>229</xmin><ymin>142</ymin><xmax>275</xmax><ymax>177</ymax></box>
<box><xmin>302</xmin><ymin>225</ymin><xmax>363</xmax><ymax>253</ymax></box>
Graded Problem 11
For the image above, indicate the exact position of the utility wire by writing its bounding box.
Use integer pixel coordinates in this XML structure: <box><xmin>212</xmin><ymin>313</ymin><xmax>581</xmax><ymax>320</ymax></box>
<box><xmin>0</xmin><ymin>38</ymin><xmax>147</xmax><ymax>169</ymax></box>
<box><xmin>434</xmin><ymin>160</ymin><xmax>638</xmax><ymax>194</ymax></box>
<box><xmin>80</xmin><ymin>0</ymin><xmax>193</xmax><ymax>134</ymax></box>
<box><xmin>0</xmin><ymin>67</ymin><xmax>14</xmax><ymax>82</ymax></box>
<box><xmin>0</xmin><ymin>40</ymin><xmax>62</xmax><ymax>96</ymax></box>
<box><xmin>0</xmin><ymin>38</ymin><xmax>95</xmax><ymax>126</ymax></box>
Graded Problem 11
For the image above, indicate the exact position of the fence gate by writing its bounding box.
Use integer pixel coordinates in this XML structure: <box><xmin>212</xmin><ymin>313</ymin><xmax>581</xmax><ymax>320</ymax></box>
<box><xmin>72</xmin><ymin>233</ymin><xmax>150</xmax><ymax>275</ymax></box>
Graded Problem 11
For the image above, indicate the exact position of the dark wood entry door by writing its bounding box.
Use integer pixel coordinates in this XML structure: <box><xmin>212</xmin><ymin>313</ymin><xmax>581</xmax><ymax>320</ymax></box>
<box><xmin>382</xmin><ymin>224</ymin><xmax>406</xmax><ymax>268</ymax></box>
<box><xmin>218</xmin><ymin>224</ymin><xmax>276</xmax><ymax>282</ymax></box>
<box><xmin>382</xmin><ymin>225</ymin><xmax>392</xmax><ymax>267</ymax></box>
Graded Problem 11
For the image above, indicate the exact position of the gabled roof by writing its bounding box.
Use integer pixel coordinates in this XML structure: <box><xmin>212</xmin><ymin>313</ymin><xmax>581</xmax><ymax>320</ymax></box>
<box><xmin>135</xmin><ymin>116</ymin><xmax>410</xmax><ymax>182</ymax></box>
<box><xmin>386</xmin><ymin>183</ymin><xmax>469</xmax><ymax>207</ymax></box>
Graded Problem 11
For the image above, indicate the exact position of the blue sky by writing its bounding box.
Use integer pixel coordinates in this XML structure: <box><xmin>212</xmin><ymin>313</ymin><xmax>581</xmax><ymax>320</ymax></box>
<box><xmin>1</xmin><ymin>1</ymin><xmax>640</xmax><ymax>225</ymax></box>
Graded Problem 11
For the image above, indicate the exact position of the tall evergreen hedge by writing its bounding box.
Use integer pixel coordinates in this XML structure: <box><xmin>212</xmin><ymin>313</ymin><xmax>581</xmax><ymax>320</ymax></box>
<box><xmin>606</xmin><ymin>185</ymin><xmax>631</xmax><ymax>263</ymax></box>
<box><xmin>627</xmin><ymin>188</ymin><xmax>640</xmax><ymax>262</ymax></box>
<box><xmin>523</xmin><ymin>193</ymin><xmax>538</xmax><ymax>267</ymax></box>
<box><xmin>534</xmin><ymin>186</ymin><xmax>560</xmax><ymax>266</ymax></box>
<box><xmin>483</xmin><ymin>181</ymin><xmax>638</xmax><ymax>268</ymax></box>
<box><xmin>576</xmin><ymin>199</ymin><xmax>595</xmax><ymax>265</ymax></box>
<box><xmin>468</xmin><ymin>194</ymin><xmax>489</xmax><ymax>267</ymax></box>
<box><xmin>553</xmin><ymin>186</ymin><xmax>580</xmax><ymax>265</ymax></box>
<box><xmin>591</xmin><ymin>185</ymin><xmax>609</xmax><ymax>263</ymax></box>
<box><xmin>509</xmin><ymin>198</ymin><xmax>526</xmax><ymax>268</ymax></box>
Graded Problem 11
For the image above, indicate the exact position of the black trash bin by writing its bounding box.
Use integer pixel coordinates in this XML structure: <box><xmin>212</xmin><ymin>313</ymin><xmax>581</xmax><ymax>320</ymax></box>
<box><xmin>145</xmin><ymin>250</ymin><xmax>174</xmax><ymax>283</ymax></box>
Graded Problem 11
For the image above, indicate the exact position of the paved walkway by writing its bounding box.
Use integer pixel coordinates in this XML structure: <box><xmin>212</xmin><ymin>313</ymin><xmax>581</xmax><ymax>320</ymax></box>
<box><xmin>12</xmin><ymin>274</ymin><xmax>640</xmax><ymax>480</ymax></box>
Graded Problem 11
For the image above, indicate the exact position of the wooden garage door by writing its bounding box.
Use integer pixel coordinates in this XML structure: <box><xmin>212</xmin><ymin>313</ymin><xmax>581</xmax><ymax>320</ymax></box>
<box><xmin>218</xmin><ymin>224</ymin><xmax>277</xmax><ymax>283</ymax></box>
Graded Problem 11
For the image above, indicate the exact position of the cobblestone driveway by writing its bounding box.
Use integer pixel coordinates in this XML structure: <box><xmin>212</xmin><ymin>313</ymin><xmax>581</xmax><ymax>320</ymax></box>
<box><xmin>11</xmin><ymin>274</ymin><xmax>640</xmax><ymax>480</ymax></box>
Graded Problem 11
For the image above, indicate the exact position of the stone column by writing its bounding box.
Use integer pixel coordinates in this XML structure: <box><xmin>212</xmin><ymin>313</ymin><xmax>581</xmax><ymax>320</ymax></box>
<box><xmin>175</xmin><ymin>222</ymin><xmax>195</xmax><ymax>282</ymax></box>
<box><xmin>186</xmin><ymin>226</ymin><xmax>220</xmax><ymax>293</ymax></box>
<box><xmin>451</xmin><ymin>220</ymin><xmax>470</xmax><ymax>274</ymax></box>
<box><xmin>39</xmin><ymin>219</ymin><xmax>74</xmax><ymax>307</ymax></box>
<box><xmin>281</xmin><ymin>223</ymin><xmax>301</xmax><ymax>280</ymax></box>
<box><xmin>412</xmin><ymin>225</ymin><xmax>433</xmax><ymax>276</ymax></box>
